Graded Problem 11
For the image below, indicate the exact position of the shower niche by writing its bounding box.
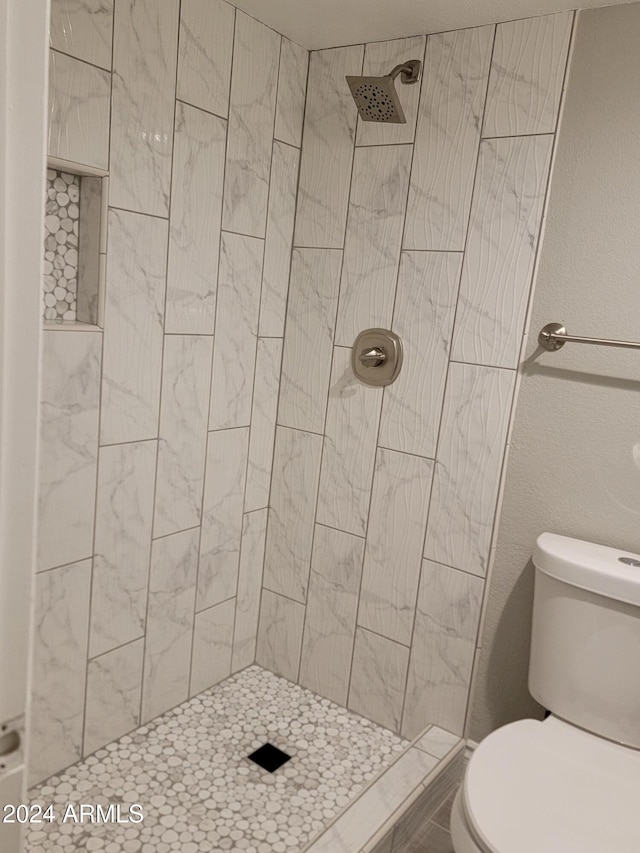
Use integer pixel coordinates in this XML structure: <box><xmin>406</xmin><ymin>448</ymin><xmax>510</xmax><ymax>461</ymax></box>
<box><xmin>43</xmin><ymin>160</ymin><xmax>107</xmax><ymax>328</ymax></box>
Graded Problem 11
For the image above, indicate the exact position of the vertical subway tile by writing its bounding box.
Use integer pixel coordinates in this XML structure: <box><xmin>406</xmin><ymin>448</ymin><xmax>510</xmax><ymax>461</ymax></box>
<box><xmin>263</xmin><ymin>427</ymin><xmax>323</xmax><ymax>603</ymax></box>
<box><xmin>245</xmin><ymin>338</ymin><xmax>282</xmax><ymax>513</ymax></box>
<box><xmin>209</xmin><ymin>233</ymin><xmax>263</xmax><ymax>430</ymax></box>
<box><xmin>316</xmin><ymin>347</ymin><xmax>383</xmax><ymax>537</ymax></box>
<box><xmin>356</xmin><ymin>36</ymin><xmax>426</xmax><ymax>147</ymax></box>
<box><xmin>358</xmin><ymin>448</ymin><xmax>433</xmax><ymax>645</ymax></box>
<box><xmin>165</xmin><ymin>102</ymin><xmax>226</xmax><ymax>335</ymax></box>
<box><xmin>50</xmin><ymin>0</ymin><xmax>114</xmax><ymax>69</ymax></box>
<box><xmin>90</xmin><ymin>440</ymin><xmax>156</xmax><ymax>658</ymax></box>
<box><xmin>278</xmin><ymin>249</ymin><xmax>342</xmax><ymax>432</ymax></box>
<box><xmin>335</xmin><ymin>144</ymin><xmax>412</xmax><ymax>346</ymax></box>
<box><xmin>38</xmin><ymin>330</ymin><xmax>101</xmax><ymax>572</ymax></box>
<box><xmin>177</xmin><ymin>0</ymin><xmax>235</xmax><ymax>118</ymax></box>
<box><xmin>48</xmin><ymin>50</ymin><xmax>111</xmax><ymax>170</ymax></box>
<box><xmin>483</xmin><ymin>12</ymin><xmax>573</xmax><ymax>138</ymax></box>
<box><xmin>404</xmin><ymin>26</ymin><xmax>494</xmax><ymax>251</ymax></box>
<box><xmin>153</xmin><ymin>335</ymin><xmax>213</xmax><ymax>538</ymax></box>
<box><xmin>110</xmin><ymin>0</ymin><xmax>179</xmax><ymax>217</ymax></box>
<box><xmin>379</xmin><ymin>252</ymin><xmax>462</xmax><ymax>458</ymax></box>
<box><xmin>142</xmin><ymin>528</ymin><xmax>198</xmax><ymax>722</ymax></box>
<box><xmin>190</xmin><ymin>598</ymin><xmax>236</xmax><ymax>697</ymax></box>
<box><xmin>197</xmin><ymin>428</ymin><xmax>249</xmax><ymax>611</ymax></box>
<box><xmin>299</xmin><ymin>525</ymin><xmax>365</xmax><ymax>706</ymax></box>
<box><xmin>84</xmin><ymin>639</ymin><xmax>144</xmax><ymax>756</ymax></box>
<box><xmin>450</xmin><ymin>135</ymin><xmax>553</xmax><ymax>368</ymax></box>
<box><xmin>101</xmin><ymin>209</ymin><xmax>168</xmax><ymax>444</ymax></box>
<box><xmin>275</xmin><ymin>37</ymin><xmax>309</xmax><ymax>148</ymax></box>
<box><xmin>403</xmin><ymin>561</ymin><xmax>483</xmax><ymax>738</ymax></box>
<box><xmin>232</xmin><ymin>509</ymin><xmax>268</xmax><ymax>672</ymax></box>
<box><xmin>259</xmin><ymin>140</ymin><xmax>300</xmax><ymax>338</ymax></box>
<box><xmin>348</xmin><ymin>628</ymin><xmax>409</xmax><ymax>732</ymax></box>
<box><xmin>29</xmin><ymin>560</ymin><xmax>91</xmax><ymax>786</ymax></box>
<box><xmin>294</xmin><ymin>45</ymin><xmax>364</xmax><ymax>248</ymax></box>
<box><xmin>424</xmin><ymin>363</ymin><xmax>515</xmax><ymax>576</ymax></box>
<box><xmin>256</xmin><ymin>590</ymin><xmax>305</xmax><ymax>683</ymax></box>
<box><xmin>222</xmin><ymin>12</ymin><xmax>280</xmax><ymax>238</ymax></box>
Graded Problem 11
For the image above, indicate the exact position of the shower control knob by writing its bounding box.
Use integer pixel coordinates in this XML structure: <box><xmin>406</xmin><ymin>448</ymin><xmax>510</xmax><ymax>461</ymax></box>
<box><xmin>359</xmin><ymin>347</ymin><xmax>387</xmax><ymax>367</ymax></box>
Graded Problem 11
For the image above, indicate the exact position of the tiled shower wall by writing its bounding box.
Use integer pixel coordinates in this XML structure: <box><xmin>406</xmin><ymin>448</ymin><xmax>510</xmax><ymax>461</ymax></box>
<box><xmin>257</xmin><ymin>13</ymin><xmax>574</xmax><ymax>738</ymax></box>
<box><xmin>32</xmin><ymin>0</ymin><xmax>307</xmax><ymax>785</ymax></box>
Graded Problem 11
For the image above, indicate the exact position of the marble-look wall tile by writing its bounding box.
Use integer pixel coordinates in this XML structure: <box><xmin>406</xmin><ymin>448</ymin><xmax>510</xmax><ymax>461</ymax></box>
<box><xmin>101</xmin><ymin>209</ymin><xmax>168</xmax><ymax>444</ymax></box>
<box><xmin>29</xmin><ymin>560</ymin><xmax>91</xmax><ymax>786</ymax></box>
<box><xmin>110</xmin><ymin>0</ymin><xmax>179</xmax><ymax>217</ymax></box>
<box><xmin>356</xmin><ymin>36</ymin><xmax>426</xmax><ymax>147</ymax></box>
<box><xmin>90</xmin><ymin>440</ymin><xmax>156</xmax><ymax>657</ymax></box>
<box><xmin>275</xmin><ymin>37</ymin><xmax>309</xmax><ymax>148</ymax></box>
<box><xmin>50</xmin><ymin>0</ymin><xmax>114</xmax><ymax>70</ymax></box>
<box><xmin>142</xmin><ymin>528</ymin><xmax>198</xmax><ymax>722</ymax></box>
<box><xmin>259</xmin><ymin>141</ymin><xmax>300</xmax><ymax>338</ymax></box>
<box><xmin>379</xmin><ymin>252</ymin><xmax>462</xmax><ymax>459</ymax></box>
<box><xmin>177</xmin><ymin>0</ymin><xmax>235</xmax><ymax>118</ymax></box>
<box><xmin>222</xmin><ymin>12</ymin><xmax>280</xmax><ymax>238</ymax></box>
<box><xmin>197</xmin><ymin>428</ymin><xmax>249</xmax><ymax>611</ymax></box>
<box><xmin>38</xmin><ymin>331</ymin><xmax>101</xmax><ymax>571</ymax></box>
<box><xmin>404</xmin><ymin>26</ymin><xmax>494</xmax><ymax>251</ymax></box>
<box><xmin>165</xmin><ymin>102</ymin><xmax>226</xmax><ymax>335</ymax></box>
<box><xmin>190</xmin><ymin>598</ymin><xmax>236</xmax><ymax>696</ymax></box>
<box><xmin>278</xmin><ymin>249</ymin><xmax>342</xmax><ymax>433</ymax></box>
<box><xmin>299</xmin><ymin>525</ymin><xmax>365</xmax><ymax>705</ymax></box>
<box><xmin>403</xmin><ymin>561</ymin><xmax>483</xmax><ymax>737</ymax></box>
<box><xmin>450</xmin><ymin>135</ymin><xmax>553</xmax><ymax>368</ymax></box>
<box><xmin>256</xmin><ymin>590</ymin><xmax>305</xmax><ymax>683</ymax></box>
<box><xmin>84</xmin><ymin>639</ymin><xmax>144</xmax><ymax>756</ymax></box>
<box><xmin>153</xmin><ymin>335</ymin><xmax>212</xmax><ymax>538</ymax></box>
<box><xmin>48</xmin><ymin>50</ymin><xmax>111</xmax><ymax>170</ymax></box>
<box><xmin>232</xmin><ymin>509</ymin><xmax>268</xmax><ymax>672</ymax></box>
<box><xmin>348</xmin><ymin>628</ymin><xmax>409</xmax><ymax>731</ymax></box>
<box><xmin>308</xmin><ymin>747</ymin><xmax>438</xmax><ymax>853</ymax></box>
<box><xmin>335</xmin><ymin>144</ymin><xmax>412</xmax><ymax>346</ymax></box>
<box><xmin>294</xmin><ymin>45</ymin><xmax>364</xmax><ymax>248</ymax></box>
<box><xmin>209</xmin><ymin>233</ymin><xmax>263</xmax><ymax>430</ymax></box>
<box><xmin>76</xmin><ymin>175</ymin><xmax>102</xmax><ymax>325</ymax></box>
<box><xmin>245</xmin><ymin>338</ymin><xmax>282</xmax><ymax>513</ymax></box>
<box><xmin>316</xmin><ymin>347</ymin><xmax>383</xmax><ymax>537</ymax></box>
<box><xmin>263</xmin><ymin>427</ymin><xmax>323</xmax><ymax>602</ymax></box>
<box><xmin>483</xmin><ymin>13</ymin><xmax>573</xmax><ymax>138</ymax></box>
<box><xmin>424</xmin><ymin>363</ymin><xmax>515</xmax><ymax>576</ymax></box>
<box><xmin>358</xmin><ymin>448</ymin><xmax>433</xmax><ymax>645</ymax></box>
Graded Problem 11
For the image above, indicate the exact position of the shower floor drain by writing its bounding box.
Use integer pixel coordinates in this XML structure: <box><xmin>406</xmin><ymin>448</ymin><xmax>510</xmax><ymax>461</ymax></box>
<box><xmin>247</xmin><ymin>742</ymin><xmax>291</xmax><ymax>773</ymax></box>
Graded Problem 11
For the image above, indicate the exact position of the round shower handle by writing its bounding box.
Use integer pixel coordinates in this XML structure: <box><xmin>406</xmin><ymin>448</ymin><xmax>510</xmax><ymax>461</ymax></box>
<box><xmin>359</xmin><ymin>346</ymin><xmax>387</xmax><ymax>368</ymax></box>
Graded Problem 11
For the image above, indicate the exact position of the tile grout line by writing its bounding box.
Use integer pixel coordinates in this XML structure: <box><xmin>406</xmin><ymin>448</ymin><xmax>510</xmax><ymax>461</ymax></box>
<box><xmin>300</xmin><ymin>42</ymin><xmax>365</xmax><ymax>689</ymax></box>
<box><xmin>138</xmin><ymin>0</ymin><xmax>182</xmax><ymax>727</ymax></box>
<box><xmin>188</xmin><ymin>2</ymin><xmax>237</xmax><ymax>700</ymax></box>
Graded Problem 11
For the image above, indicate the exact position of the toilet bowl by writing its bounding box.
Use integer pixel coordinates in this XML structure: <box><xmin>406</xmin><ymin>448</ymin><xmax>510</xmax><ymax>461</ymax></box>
<box><xmin>451</xmin><ymin>533</ymin><xmax>640</xmax><ymax>852</ymax></box>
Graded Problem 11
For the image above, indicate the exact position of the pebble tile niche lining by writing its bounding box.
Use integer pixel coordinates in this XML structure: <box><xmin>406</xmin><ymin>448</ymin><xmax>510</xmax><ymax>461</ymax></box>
<box><xmin>25</xmin><ymin>666</ymin><xmax>410</xmax><ymax>852</ymax></box>
<box><xmin>43</xmin><ymin>170</ymin><xmax>80</xmax><ymax>322</ymax></box>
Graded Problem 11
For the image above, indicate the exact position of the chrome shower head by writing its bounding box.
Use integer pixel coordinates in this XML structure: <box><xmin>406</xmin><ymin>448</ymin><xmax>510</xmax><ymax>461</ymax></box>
<box><xmin>346</xmin><ymin>59</ymin><xmax>422</xmax><ymax>124</ymax></box>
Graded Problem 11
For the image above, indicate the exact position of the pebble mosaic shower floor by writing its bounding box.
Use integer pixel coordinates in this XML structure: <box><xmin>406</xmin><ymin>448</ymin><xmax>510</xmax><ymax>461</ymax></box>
<box><xmin>25</xmin><ymin>666</ymin><xmax>408</xmax><ymax>852</ymax></box>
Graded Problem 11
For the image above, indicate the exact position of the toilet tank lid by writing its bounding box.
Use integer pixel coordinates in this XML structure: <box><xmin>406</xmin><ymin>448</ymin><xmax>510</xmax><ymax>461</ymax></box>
<box><xmin>533</xmin><ymin>533</ymin><xmax>640</xmax><ymax>607</ymax></box>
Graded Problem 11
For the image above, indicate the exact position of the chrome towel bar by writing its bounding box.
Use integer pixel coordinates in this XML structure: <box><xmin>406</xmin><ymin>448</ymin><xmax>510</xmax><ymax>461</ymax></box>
<box><xmin>538</xmin><ymin>322</ymin><xmax>640</xmax><ymax>352</ymax></box>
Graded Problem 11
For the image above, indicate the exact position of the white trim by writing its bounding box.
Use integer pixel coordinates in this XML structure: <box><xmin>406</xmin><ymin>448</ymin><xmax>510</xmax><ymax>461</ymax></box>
<box><xmin>0</xmin><ymin>2</ymin><xmax>50</xmax><ymax>850</ymax></box>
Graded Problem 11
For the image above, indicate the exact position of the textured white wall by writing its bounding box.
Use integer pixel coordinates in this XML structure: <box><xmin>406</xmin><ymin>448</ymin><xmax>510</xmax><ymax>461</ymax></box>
<box><xmin>470</xmin><ymin>1</ymin><xmax>640</xmax><ymax>741</ymax></box>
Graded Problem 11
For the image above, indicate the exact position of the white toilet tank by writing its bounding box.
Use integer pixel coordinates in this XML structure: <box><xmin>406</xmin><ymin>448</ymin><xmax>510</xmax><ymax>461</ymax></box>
<box><xmin>529</xmin><ymin>533</ymin><xmax>640</xmax><ymax>749</ymax></box>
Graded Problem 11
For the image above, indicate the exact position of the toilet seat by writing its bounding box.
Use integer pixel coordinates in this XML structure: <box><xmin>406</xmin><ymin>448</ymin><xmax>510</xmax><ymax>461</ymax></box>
<box><xmin>462</xmin><ymin>716</ymin><xmax>640</xmax><ymax>853</ymax></box>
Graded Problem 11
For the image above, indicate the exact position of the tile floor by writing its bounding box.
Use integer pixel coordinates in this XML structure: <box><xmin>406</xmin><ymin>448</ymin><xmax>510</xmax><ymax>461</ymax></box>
<box><xmin>25</xmin><ymin>666</ymin><xmax>409</xmax><ymax>852</ymax></box>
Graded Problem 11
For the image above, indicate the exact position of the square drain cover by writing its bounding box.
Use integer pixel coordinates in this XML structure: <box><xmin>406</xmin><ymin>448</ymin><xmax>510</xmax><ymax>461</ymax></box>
<box><xmin>248</xmin><ymin>743</ymin><xmax>291</xmax><ymax>773</ymax></box>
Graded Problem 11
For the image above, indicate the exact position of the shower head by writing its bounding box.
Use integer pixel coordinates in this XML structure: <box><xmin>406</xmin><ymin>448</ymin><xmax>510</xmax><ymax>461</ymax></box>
<box><xmin>346</xmin><ymin>59</ymin><xmax>422</xmax><ymax>124</ymax></box>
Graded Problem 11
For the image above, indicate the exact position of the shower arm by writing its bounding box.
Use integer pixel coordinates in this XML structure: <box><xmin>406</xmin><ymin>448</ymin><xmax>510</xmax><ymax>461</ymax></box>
<box><xmin>387</xmin><ymin>60</ymin><xmax>422</xmax><ymax>84</ymax></box>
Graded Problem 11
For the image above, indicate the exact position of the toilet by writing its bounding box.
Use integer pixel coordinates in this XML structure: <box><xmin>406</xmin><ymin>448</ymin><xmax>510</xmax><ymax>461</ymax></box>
<box><xmin>451</xmin><ymin>532</ymin><xmax>640</xmax><ymax>852</ymax></box>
